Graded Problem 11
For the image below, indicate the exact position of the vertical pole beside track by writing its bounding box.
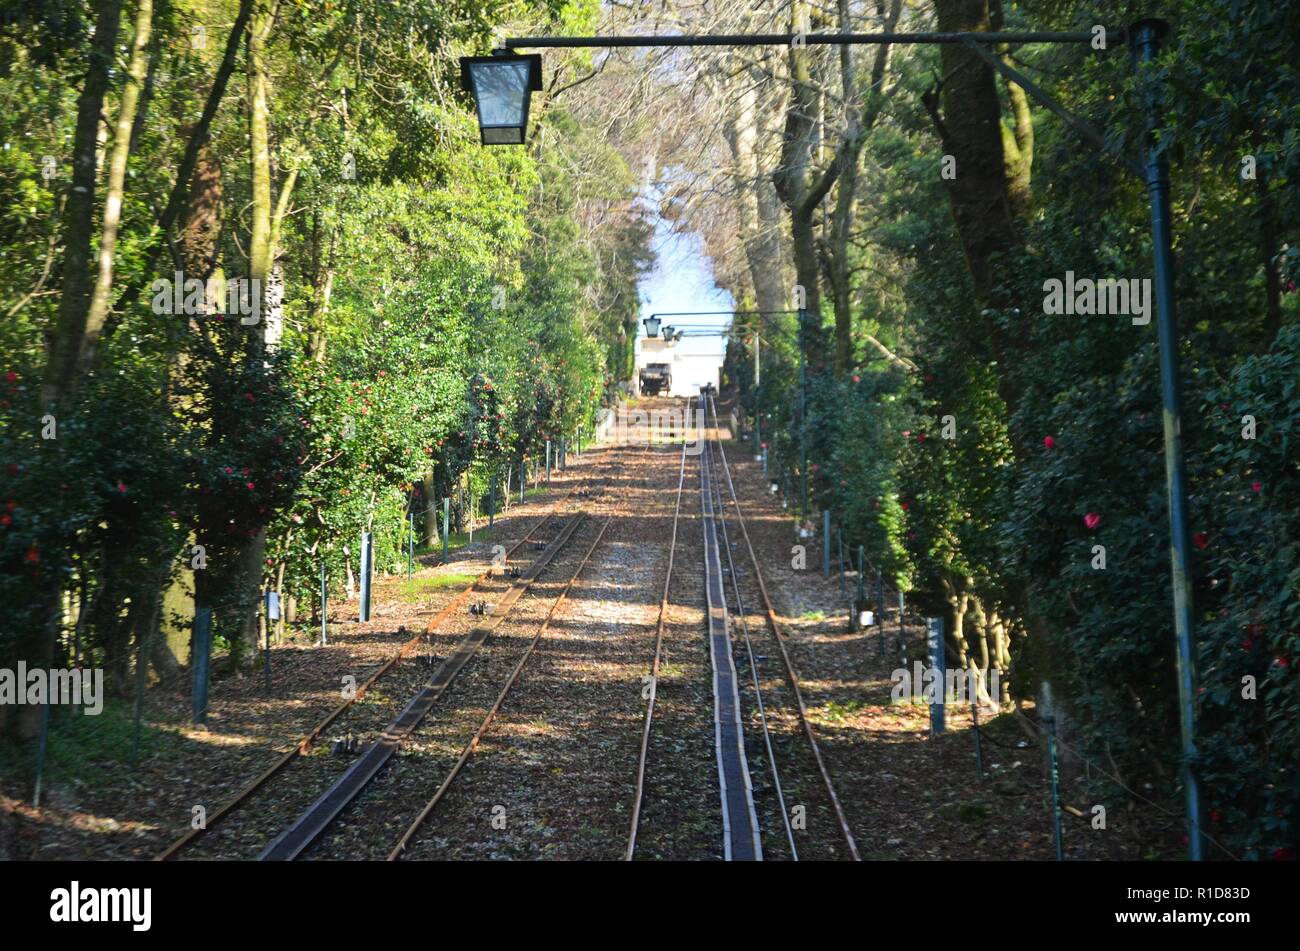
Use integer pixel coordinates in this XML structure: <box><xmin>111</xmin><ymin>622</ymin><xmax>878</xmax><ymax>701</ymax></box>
<box><xmin>442</xmin><ymin>498</ymin><xmax>450</xmax><ymax>562</ymax></box>
<box><xmin>927</xmin><ymin>616</ymin><xmax>945</xmax><ymax>735</ymax></box>
<box><xmin>1133</xmin><ymin>16</ymin><xmax>1203</xmax><ymax>862</ymax></box>
<box><xmin>192</xmin><ymin>607</ymin><xmax>212</xmax><ymax>724</ymax></box>
<box><xmin>408</xmin><ymin>514</ymin><xmax>415</xmax><ymax>580</ymax></box>
<box><xmin>822</xmin><ymin>510</ymin><xmax>831</xmax><ymax>577</ymax></box>
<box><xmin>877</xmin><ymin>568</ymin><xmax>886</xmax><ymax>658</ymax></box>
<box><xmin>320</xmin><ymin>561</ymin><xmax>328</xmax><ymax>646</ymax></box>
<box><xmin>359</xmin><ymin>532</ymin><xmax>373</xmax><ymax>622</ymax></box>
<box><xmin>1042</xmin><ymin>680</ymin><xmax>1064</xmax><ymax>860</ymax></box>
<box><xmin>896</xmin><ymin>590</ymin><xmax>905</xmax><ymax>658</ymax></box>
<box><xmin>837</xmin><ymin>529</ymin><xmax>845</xmax><ymax>598</ymax></box>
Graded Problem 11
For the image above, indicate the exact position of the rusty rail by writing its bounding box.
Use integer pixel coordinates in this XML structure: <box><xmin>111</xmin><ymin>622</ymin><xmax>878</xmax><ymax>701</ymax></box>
<box><xmin>259</xmin><ymin>511</ymin><xmax>590</xmax><ymax>861</ymax></box>
<box><xmin>624</xmin><ymin>396</ymin><xmax>691</xmax><ymax>860</ymax></box>
<box><xmin>155</xmin><ymin>480</ymin><xmax>587</xmax><ymax>861</ymax></box>
<box><xmin>388</xmin><ymin>515</ymin><xmax>614</xmax><ymax>860</ymax></box>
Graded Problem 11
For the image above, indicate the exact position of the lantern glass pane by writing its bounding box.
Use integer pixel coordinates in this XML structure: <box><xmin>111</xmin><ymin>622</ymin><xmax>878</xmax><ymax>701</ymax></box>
<box><xmin>470</xmin><ymin>59</ymin><xmax>530</xmax><ymax>129</ymax></box>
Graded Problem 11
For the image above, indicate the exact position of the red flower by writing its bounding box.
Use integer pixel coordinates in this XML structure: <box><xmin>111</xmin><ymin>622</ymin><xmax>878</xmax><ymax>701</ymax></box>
<box><xmin>1209</xmin><ymin>809</ymin><xmax>1222</xmax><ymax>823</ymax></box>
<box><xmin>900</xmin><ymin>502</ymin><xmax>909</xmax><ymax>511</ymax></box>
<box><xmin>243</xmin><ymin>392</ymin><xmax>255</xmax><ymax>402</ymax></box>
<box><xmin>1043</xmin><ymin>435</ymin><xmax>1055</xmax><ymax>449</ymax></box>
<box><xmin>4</xmin><ymin>371</ymin><xmax>16</xmax><ymax>383</ymax></box>
<box><xmin>0</xmin><ymin>514</ymin><xmax>11</xmax><ymax>527</ymax></box>
<box><xmin>224</xmin><ymin>466</ymin><xmax>234</xmax><ymax>475</ymax></box>
<box><xmin>116</xmin><ymin>481</ymin><xmax>127</xmax><ymax>494</ymax></box>
<box><xmin>1083</xmin><ymin>513</ymin><xmax>1101</xmax><ymax>530</ymax></box>
<box><xmin>1251</xmin><ymin>481</ymin><xmax>1262</xmax><ymax>493</ymax></box>
<box><xmin>1273</xmin><ymin>847</ymin><xmax>1296</xmax><ymax>861</ymax></box>
<box><xmin>246</xmin><ymin>482</ymin><xmax>256</xmax><ymax>491</ymax></box>
<box><xmin>1192</xmin><ymin>531</ymin><xmax>1209</xmax><ymax>550</ymax></box>
<box><xmin>1274</xmin><ymin>656</ymin><xmax>1291</xmax><ymax>669</ymax></box>
<box><xmin>24</xmin><ymin>545</ymin><xmax>39</xmax><ymax>564</ymax></box>
<box><xmin>917</xmin><ymin>433</ymin><xmax>927</xmax><ymax>443</ymax></box>
<box><xmin>851</xmin><ymin>375</ymin><xmax>861</xmax><ymax>384</ymax></box>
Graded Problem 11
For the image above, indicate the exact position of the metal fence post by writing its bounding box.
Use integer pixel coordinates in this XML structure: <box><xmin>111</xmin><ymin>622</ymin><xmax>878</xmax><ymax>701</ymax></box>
<box><xmin>877</xmin><ymin>568</ymin><xmax>886</xmax><ymax>658</ymax></box>
<box><xmin>822</xmin><ymin>510</ymin><xmax>831</xmax><ymax>577</ymax></box>
<box><xmin>442</xmin><ymin>497</ymin><xmax>450</xmax><ymax>562</ymax></box>
<box><xmin>359</xmin><ymin>532</ymin><xmax>373</xmax><ymax>622</ymax></box>
<box><xmin>320</xmin><ymin>561</ymin><xmax>328</xmax><ymax>646</ymax></box>
<box><xmin>927</xmin><ymin>616</ymin><xmax>945</xmax><ymax>735</ymax></box>
<box><xmin>1042</xmin><ymin>680</ymin><xmax>1064</xmax><ymax>860</ymax></box>
<box><xmin>192</xmin><ymin>607</ymin><xmax>213</xmax><ymax>724</ymax></box>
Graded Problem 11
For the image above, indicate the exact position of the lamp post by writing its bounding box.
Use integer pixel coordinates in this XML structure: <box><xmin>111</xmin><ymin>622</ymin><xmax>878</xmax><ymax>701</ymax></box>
<box><xmin>642</xmin><ymin>315</ymin><xmax>661</xmax><ymax>338</ymax></box>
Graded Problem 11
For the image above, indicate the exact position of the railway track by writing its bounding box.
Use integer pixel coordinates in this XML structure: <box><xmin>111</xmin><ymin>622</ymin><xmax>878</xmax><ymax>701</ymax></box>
<box><xmin>159</xmin><ymin>396</ymin><xmax>858</xmax><ymax>862</ymax></box>
<box><xmin>692</xmin><ymin>394</ymin><xmax>860</xmax><ymax>861</ymax></box>
<box><xmin>156</xmin><ymin>469</ymin><xmax>601</xmax><ymax>861</ymax></box>
<box><xmin>257</xmin><ymin>460</ymin><xmax>622</xmax><ymax>860</ymax></box>
<box><xmin>625</xmin><ymin>398</ymin><xmax>692</xmax><ymax>860</ymax></box>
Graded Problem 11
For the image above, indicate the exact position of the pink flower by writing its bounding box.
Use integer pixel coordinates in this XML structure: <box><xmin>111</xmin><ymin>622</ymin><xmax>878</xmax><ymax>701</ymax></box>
<box><xmin>851</xmin><ymin>375</ymin><xmax>861</xmax><ymax>383</ymax></box>
<box><xmin>1083</xmin><ymin>513</ymin><xmax>1101</xmax><ymax>530</ymax></box>
<box><xmin>4</xmin><ymin>371</ymin><xmax>16</xmax><ymax>383</ymax></box>
<box><xmin>246</xmin><ymin>481</ymin><xmax>256</xmax><ymax>491</ymax></box>
<box><xmin>116</xmin><ymin>481</ymin><xmax>127</xmax><ymax>494</ymax></box>
<box><xmin>1043</xmin><ymin>435</ymin><xmax>1055</xmax><ymax>449</ymax></box>
<box><xmin>1252</xmin><ymin>481</ymin><xmax>1262</xmax><ymax>493</ymax></box>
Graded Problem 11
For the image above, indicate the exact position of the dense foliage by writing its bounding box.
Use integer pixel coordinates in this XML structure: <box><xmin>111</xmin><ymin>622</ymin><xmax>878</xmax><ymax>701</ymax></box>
<box><xmin>721</xmin><ymin>0</ymin><xmax>1298</xmax><ymax>858</ymax></box>
<box><xmin>0</xmin><ymin>1</ymin><xmax>649</xmax><ymax>707</ymax></box>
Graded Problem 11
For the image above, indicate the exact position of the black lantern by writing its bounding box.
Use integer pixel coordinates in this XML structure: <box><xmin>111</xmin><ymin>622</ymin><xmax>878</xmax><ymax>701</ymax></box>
<box><xmin>643</xmin><ymin>316</ymin><xmax>661</xmax><ymax>338</ymax></box>
<box><xmin>459</xmin><ymin>52</ymin><xmax>543</xmax><ymax>145</ymax></box>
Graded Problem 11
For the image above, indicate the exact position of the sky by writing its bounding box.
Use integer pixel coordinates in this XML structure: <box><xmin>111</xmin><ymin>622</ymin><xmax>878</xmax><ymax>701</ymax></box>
<box><xmin>634</xmin><ymin>183</ymin><xmax>733</xmax><ymax>394</ymax></box>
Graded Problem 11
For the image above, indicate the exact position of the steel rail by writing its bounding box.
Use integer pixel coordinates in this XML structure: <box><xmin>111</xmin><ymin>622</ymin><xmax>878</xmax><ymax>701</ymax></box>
<box><xmin>388</xmin><ymin>515</ymin><xmax>615</xmax><ymax>860</ymax></box>
<box><xmin>705</xmin><ymin>395</ymin><xmax>862</xmax><ymax>861</ymax></box>
<box><xmin>258</xmin><ymin>510</ymin><xmax>592</xmax><ymax>861</ymax></box>
<box><xmin>624</xmin><ymin>397</ymin><xmax>691</xmax><ymax>860</ymax></box>
<box><xmin>706</xmin><ymin>424</ymin><xmax>798</xmax><ymax>859</ymax></box>
<box><xmin>155</xmin><ymin>480</ymin><xmax>587</xmax><ymax>861</ymax></box>
<box><xmin>700</xmin><ymin>412</ymin><xmax>763</xmax><ymax>861</ymax></box>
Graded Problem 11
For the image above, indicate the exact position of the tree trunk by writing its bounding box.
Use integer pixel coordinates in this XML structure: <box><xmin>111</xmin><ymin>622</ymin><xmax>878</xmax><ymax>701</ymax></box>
<box><xmin>101</xmin><ymin>0</ymin><xmax>254</xmax><ymax>339</ymax></box>
<box><xmin>77</xmin><ymin>0</ymin><xmax>153</xmax><ymax>377</ymax></box>
<box><xmin>40</xmin><ymin>0</ymin><xmax>124</xmax><ymax>410</ymax></box>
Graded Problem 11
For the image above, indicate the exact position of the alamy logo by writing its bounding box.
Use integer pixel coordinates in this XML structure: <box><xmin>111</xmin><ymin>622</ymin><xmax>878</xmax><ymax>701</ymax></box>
<box><xmin>0</xmin><ymin>664</ymin><xmax>103</xmax><ymax>715</ymax></box>
<box><xmin>890</xmin><ymin>662</ymin><xmax>1000</xmax><ymax>705</ymax></box>
<box><xmin>1042</xmin><ymin>271</ymin><xmax>1152</xmax><ymax>325</ymax></box>
<box><xmin>150</xmin><ymin>270</ymin><xmax>262</xmax><ymax>324</ymax></box>
<box><xmin>50</xmin><ymin>882</ymin><xmax>151</xmax><ymax>931</ymax></box>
